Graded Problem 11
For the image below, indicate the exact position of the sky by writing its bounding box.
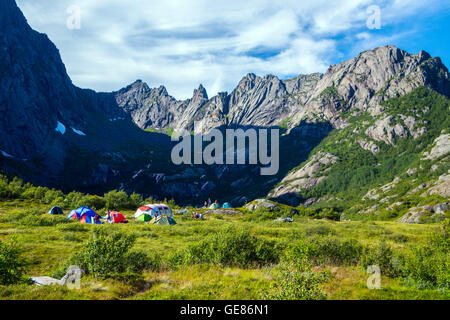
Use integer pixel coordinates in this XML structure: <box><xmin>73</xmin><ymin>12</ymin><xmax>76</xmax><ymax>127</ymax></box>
<box><xmin>16</xmin><ymin>0</ymin><xmax>450</xmax><ymax>100</ymax></box>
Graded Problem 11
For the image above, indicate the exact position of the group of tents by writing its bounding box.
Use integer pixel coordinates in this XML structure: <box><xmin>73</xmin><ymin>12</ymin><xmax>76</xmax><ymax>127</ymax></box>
<box><xmin>48</xmin><ymin>203</ymin><xmax>176</xmax><ymax>225</ymax></box>
<box><xmin>47</xmin><ymin>199</ymin><xmax>232</xmax><ymax>225</ymax></box>
<box><xmin>207</xmin><ymin>202</ymin><xmax>232</xmax><ymax>209</ymax></box>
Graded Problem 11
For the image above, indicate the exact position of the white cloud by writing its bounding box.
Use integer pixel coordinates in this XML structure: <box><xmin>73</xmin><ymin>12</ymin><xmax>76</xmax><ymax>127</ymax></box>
<box><xmin>15</xmin><ymin>0</ymin><xmax>447</xmax><ymax>99</ymax></box>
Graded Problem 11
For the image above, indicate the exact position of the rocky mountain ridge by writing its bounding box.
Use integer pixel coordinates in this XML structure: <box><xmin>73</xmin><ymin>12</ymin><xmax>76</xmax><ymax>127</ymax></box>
<box><xmin>0</xmin><ymin>0</ymin><xmax>449</xmax><ymax>216</ymax></box>
<box><xmin>111</xmin><ymin>46</ymin><xmax>449</xmax><ymax>135</ymax></box>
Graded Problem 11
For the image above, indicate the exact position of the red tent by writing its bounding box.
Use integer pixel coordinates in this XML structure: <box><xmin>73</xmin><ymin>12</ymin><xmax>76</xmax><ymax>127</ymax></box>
<box><xmin>110</xmin><ymin>211</ymin><xmax>128</xmax><ymax>223</ymax></box>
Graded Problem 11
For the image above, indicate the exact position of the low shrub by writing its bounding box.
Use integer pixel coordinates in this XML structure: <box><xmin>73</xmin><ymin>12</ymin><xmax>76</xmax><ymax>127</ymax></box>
<box><xmin>176</xmin><ymin>227</ymin><xmax>280</xmax><ymax>268</ymax></box>
<box><xmin>56</xmin><ymin>229</ymin><xmax>152</xmax><ymax>278</ymax></box>
<box><xmin>124</xmin><ymin>251</ymin><xmax>161</xmax><ymax>273</ymax></box>
<box><xmin>0</xmin><ymin>239</ymin><xmax>27</xmax><ymax>285</ymax></box>
<box><xmin>17</xmin><ymin>215</ymin><xmax>69</xmax><ymax>227</ymax></box>
<box><xmin>397</xmin><ymin>221</ymin><xmax>449</xmax><ymax>289</ymax></box>
<box><xmin>360</xmin><ymin>242</ymin><xmax>400</xmax><ymax>278</ymax></box>
<box><xmin>243</xmin><ymin>207</ymin><xmax>296</xmax><ymax>222</ymax></box>
<box><xmin>266</xmin><ymin>253</ymin><xmax>327</xmax><ymax>300</ymax></box>
<box><xmin>58</xmin><ymin>223</ymin><xmax>88</xmax><ymax>232</ymax></box>
<box><xmin>290</xmin><ymin>236</ymin><xmax>363</xmax><ymax>266</ymax></box>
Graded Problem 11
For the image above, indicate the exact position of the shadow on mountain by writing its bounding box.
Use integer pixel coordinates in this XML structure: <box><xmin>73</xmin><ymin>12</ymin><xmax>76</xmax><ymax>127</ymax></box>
<box><xmin>122</xmin><ymin>120</ymin><xmax>333</xmax><ymax>206</ymax></box>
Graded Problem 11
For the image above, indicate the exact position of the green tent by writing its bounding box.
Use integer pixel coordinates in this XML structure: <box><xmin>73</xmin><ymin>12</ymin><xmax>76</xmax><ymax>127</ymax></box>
<box><xmin>137</xmin><ymin>213</ymin><xmax>152</xmax><ymax>222</ymax></box>
<box><xmin>152</xmin><ymin>216</ymin><xmax>177</xmax><ymax>225</ymax></box>
<box><xmin>208</xmin><ymin>203</ymin><xmax>220</xmax><ymax>209</ymax></box>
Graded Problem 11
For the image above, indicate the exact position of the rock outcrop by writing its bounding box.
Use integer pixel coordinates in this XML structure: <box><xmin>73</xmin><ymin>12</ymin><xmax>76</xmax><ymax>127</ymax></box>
<box><xmin>423</xmin><ymin>134</ymin><xmax>450</xmax><ymax>160</ymax></box>
<box><xmin>397</xmin><ymin>202</ymin><xmax>448</xmax><ymax>224</ymax></box>
<box><xmin>365</xmin><ymin>116</ymin><xmax>408</xmax><ymax>145</ymax></box>
<box><xmin>269</xmin><ymin>152</ymin><xmax>338</xmax><ymax>199</ymax></box>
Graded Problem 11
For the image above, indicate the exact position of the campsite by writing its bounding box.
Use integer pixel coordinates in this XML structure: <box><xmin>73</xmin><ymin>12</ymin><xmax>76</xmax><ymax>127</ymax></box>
<box><xmin>0</xmin><ymin>182</ymin><xmax>448</xmax><ymax>300</ymax></box>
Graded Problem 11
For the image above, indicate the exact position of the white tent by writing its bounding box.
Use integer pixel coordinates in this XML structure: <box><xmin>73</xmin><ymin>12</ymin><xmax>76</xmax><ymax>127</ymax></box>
<box><xmin>135</xmin><ymin>204</ymin><xmax>173</xmax><ymax>219</ymax></box>
<box><xmin>134</xmin><ymin>205</ymin><xmax>160</xmax><ymax>219</ymax></box>
<box><xmin>155</xmin><ymin>204</ymin><xmax>173</xmax><ymax>217</ymax></box>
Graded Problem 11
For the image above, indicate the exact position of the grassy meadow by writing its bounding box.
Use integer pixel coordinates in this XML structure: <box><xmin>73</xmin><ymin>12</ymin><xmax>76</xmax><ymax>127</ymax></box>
<box><xmin>0</xmin><ymin>198</ymin><xmax>448</xmax><ymax>300</ymax></box>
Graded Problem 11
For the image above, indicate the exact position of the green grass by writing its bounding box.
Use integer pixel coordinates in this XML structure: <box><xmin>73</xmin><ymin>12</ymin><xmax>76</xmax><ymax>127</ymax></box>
<box><xmin>0</xmin><ymin>199</ymin><xmax>448</xmax><ymax>300</ymax></box>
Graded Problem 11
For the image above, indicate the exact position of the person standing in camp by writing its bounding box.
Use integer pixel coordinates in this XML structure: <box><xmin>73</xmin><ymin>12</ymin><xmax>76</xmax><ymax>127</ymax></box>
<box><xmin>208</xmin><ymin>198</ymin><xmax>211</xmax><ymax>207</ymax></box>
<box><xmin>105</xmin><ymin>210</ymin><xmax>113</xmax><ymax>224</ymax></box>
<box><xmin>203</xmin><ymin>201</ymin><xmax>207</xmax><ymax>208</ymax></box>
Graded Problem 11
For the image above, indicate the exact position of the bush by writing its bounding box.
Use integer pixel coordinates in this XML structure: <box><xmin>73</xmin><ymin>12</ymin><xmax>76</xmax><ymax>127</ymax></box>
<box><xmin>104</xmin><ymin>190</ymin><xmax>130</xmax><ymax>210</ymax></box>
<box><xmin>177</xmin><ymin>227</ymin><xmax>280</xmax><ymax>268</ymax></box>
<box><xmin>291</xmin><ymin>236</ymin><xmax>363</xmax><ymax>266</ymax></box>
<box><xmin>125</xmin><ymin>251</ymin><xmax>161</xmax><ymax>273</ymax></box>
<box><xmin>64</xmin><ymin>191</ymin><xmax>85</xmax><ymax>208</ymax></box>
<box><xmin>397</xmin><ymin>221</ymin><xmax>449</xmax><ymax>289</ymax></box>
<box><xmin>17</xmin><ymin>215</ymin><xmax>69</xmax><ymax>227</ymax></box>
<box><xmin>58</xmin><ymin>223</ymin><xmax>88</xmax><ymax>232</ymax></box>
<box><xmin>43</xmin><ymin>189</ymin><xmax>65</xmax><ymax>204</ymax></box>
<box><xmin>361</xmin><ymin>242</ymin><xmax>400</xmax><ymax>278</ymax></box>
<box><xmin>0</xmin><ymin>240</ymin><xmax>27</xmax><ymax>285</ymax></box>
<box><xmin>57</xmin><ymin>229</ymin><xmax>151</xmax><ymax>278</ymax></box>
<box><xmin>243</xmin><ymin>207</ymin><xmax>295</xmax><ymax>222</ymax></box>
<box><xmin>266</xmin><ymin>254</ymin><xmax>327</xmax><ymax>300</ymax></box>
<box><xmin>129</xmin><ymin>193</ymin><xmax>144</xmax><ymax>208</ymax></box>
<box><xmin>317</xmin><ymin>208</ymin><xmax>341</xmax><ymax>221</ymax></box>
<box><xmin>77</xmin><ymin>195</ymin><xmax>106</xmax><ymax>210</ymax></box>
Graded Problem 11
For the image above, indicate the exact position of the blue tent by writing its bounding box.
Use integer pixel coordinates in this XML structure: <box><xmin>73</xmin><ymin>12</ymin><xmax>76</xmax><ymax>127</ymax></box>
<box><xmin>48</xmin><ymin>206</ymin><xmax>64</xmax><ymax>215</ymax></box>
<box><xmin>67</xmin><ymin>207</ymin><xmax>102</xmax><ymax>224</ymax></box>
<box><xmin>222</xmin><ymin>202</ymin><xmax>232</xmax><ymax>208</ymax></box>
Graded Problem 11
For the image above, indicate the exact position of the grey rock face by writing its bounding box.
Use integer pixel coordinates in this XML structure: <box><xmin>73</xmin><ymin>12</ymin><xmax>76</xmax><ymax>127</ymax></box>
<box><xmin>365</xmin><ymin>116</ymin><xmax>408</xmax><ymax>145</ymax></box>
<box><xmin>112</xmin><ymin>46</ymin><xmax>450</xmax><ymax>138</ymax></box>
<box><xmin>357</xmin><ymin>139</ymin><xmax>380</xmax><ymax>154</ymax></box>
<box><xmin>269</xmin><ymin>152</ymin><xmax>338</xmax><ymax>198</ymax></box>
<box><xmin>427</xmin><ymin>173</ymin><xmax>450</xmax><ymax>197</ymax></box>
<box><xmin>423</xmin><ymin>134</ymin><xmax>450</xmax><ymax>160</ymax></box>
<box><xmin>244</xmin><ymin>199</ymin><xmax>278</xmax><ymax>211</ymax></box>
<box><xmin>0</xmin><ymin>0</ymin><xmax>85</xmax><ymax>162</ymax></box>
<box><xmin>397</xmin><ymin>202</ymin><xmax>448</xmax><ymax>224</ymax></box>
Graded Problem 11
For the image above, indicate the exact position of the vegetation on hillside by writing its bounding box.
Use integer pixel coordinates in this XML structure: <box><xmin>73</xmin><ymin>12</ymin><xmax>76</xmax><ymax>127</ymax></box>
<box><xmin>294</xmin><ymin>87</ymin><xmax>449</xmax><ymax>220</ymax></box>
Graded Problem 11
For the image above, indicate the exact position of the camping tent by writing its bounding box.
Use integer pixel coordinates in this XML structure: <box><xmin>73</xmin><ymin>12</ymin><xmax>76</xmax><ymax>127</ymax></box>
<box><xmin>222</xmin><ymin>202</ymin><xmax>232</xmax><ymax>209</ymax></box>
<box><xmin>152</xmin><ymin>216</ymin><xmax>177</xmax><ymax>225</ymax></box>
<box><xmin>209</xmin><ymin>203</ymin><xmax>220</xmax><ymax>209</ymax></box>
<box><xmin>152</xmin><ymin>203</ymin><xmax>173</xmax><ymax>217</ymax></box>
<box><xmin>67</xmin><ymin>207</ymin><xmax>102</xmax><ymax>224</ymax></box>
<box><xmin>135</xmin><ymin>204</ymin><xmax>173</xmax><ymax>221</ymax></box>
<box><xmin>134</xmin><ymin>205</ymin><xmax>160</xmax><ymax>220</ymax></box>
<box><xmin>110</xmin><ymin>211</ymin><xmax>128</xmax><ymax>224</ymax></box>
<box><xmin>48</xmin><ymin>206</ymin><xmax>64</xmax><ymax>215</ymax></box>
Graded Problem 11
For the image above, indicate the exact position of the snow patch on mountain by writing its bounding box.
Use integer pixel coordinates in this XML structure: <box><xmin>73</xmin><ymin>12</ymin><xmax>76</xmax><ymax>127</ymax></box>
<box><xmin>1</xmin><ymin>150</ymin><xmax>14</xmax><ymax>158</ymax></box>
<box><xmin>55</xmin><ymin>122</ymin><xmax>66</xmax><ymax>135</ymax></box>
<box><xmin>72</xmin><ymin>128</ymin><xmax>86</xmax><ymax>136</ymax></box>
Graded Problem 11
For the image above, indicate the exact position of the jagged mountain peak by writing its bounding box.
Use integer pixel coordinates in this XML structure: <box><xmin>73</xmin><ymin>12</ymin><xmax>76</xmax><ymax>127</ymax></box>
<box><xmin>193</xmin><ymin>84</ymin><xmax>208</xmax><ymax>100</ymax></box>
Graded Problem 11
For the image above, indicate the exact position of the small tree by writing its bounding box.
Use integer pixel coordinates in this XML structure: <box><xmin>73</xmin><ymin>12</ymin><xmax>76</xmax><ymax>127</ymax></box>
<box><xmin>129</xmin><ymin>193</ymin><xmax>144</xmax><ymax>208</ymax></box>
<box><xmin>104</xmin><ymin>190</ymin><xmax>129</xmax><ymax>210</ymax></box>
<box><xmin>0</xmin><ymin>239</ymin><xmax>27</xmax><ymax>285</ymax></box>
<box><xmin>78</xmin><ymin>229</ymin><xmax>136</xmax><ymax>277</ymax></box>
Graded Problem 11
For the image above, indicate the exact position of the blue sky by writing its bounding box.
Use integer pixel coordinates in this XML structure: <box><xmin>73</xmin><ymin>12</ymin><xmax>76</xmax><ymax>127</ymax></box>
<box><xmin>16</xmin><ymin>0</ymin><xmax>450</xmax><ymax>100</ymax></box>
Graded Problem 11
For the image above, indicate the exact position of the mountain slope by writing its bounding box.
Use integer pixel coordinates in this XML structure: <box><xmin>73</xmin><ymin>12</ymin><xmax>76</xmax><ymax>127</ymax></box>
<box><xmin>0</xmin><ymin>0</ymin><xmax>449</xmax><ymax>215</ymax></box>
<box><xmin>269</xmin><ymin>87</ymin><xmax>449</xmax><ymax>222</ymax></box>
<box><xmin>113</xmin><ymin>46</ymin><xmax>449</xmax><ymax>135</ymax></box>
